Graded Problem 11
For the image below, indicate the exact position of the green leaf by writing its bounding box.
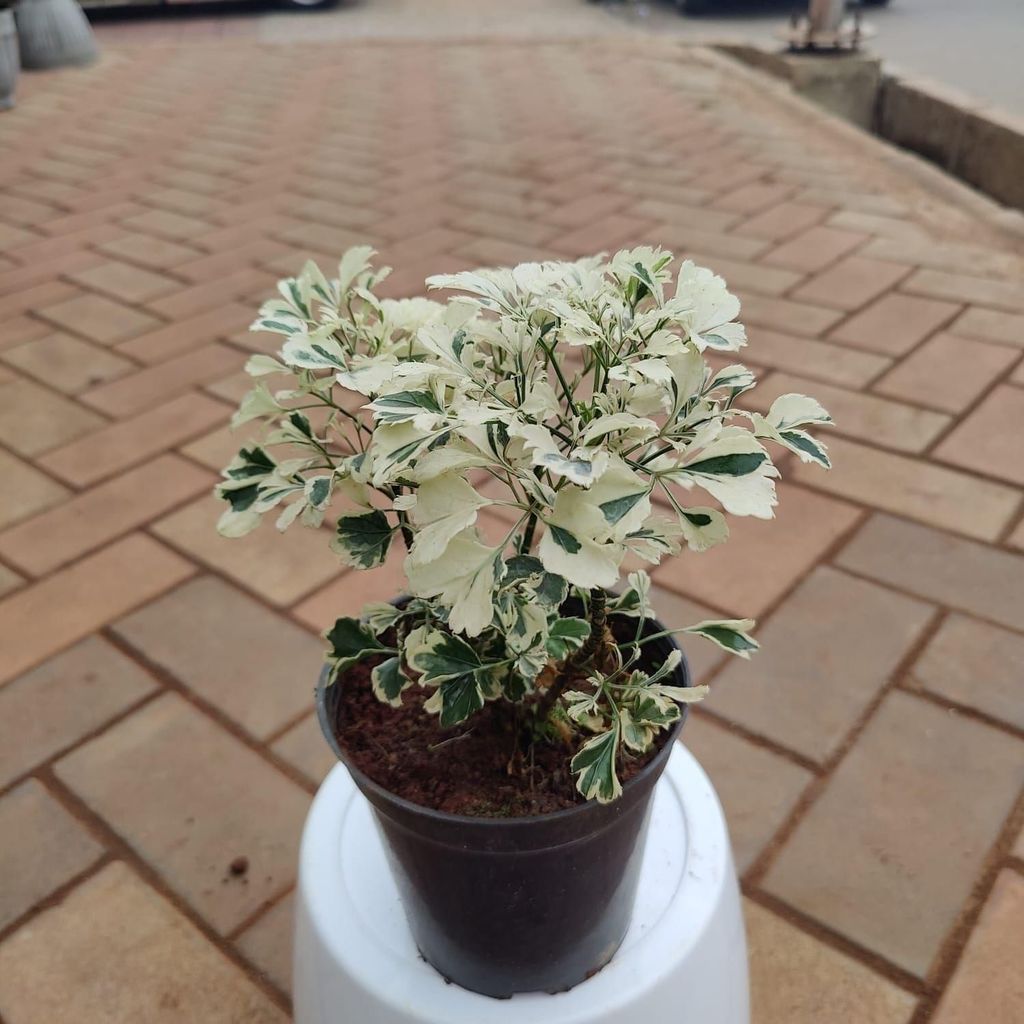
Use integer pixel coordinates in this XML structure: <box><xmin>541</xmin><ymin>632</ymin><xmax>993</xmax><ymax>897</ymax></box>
<box><xmin>288</xmin><ymin>411</ymin><xmax>313</xmax><ymax>438</ymax></box>
<box><xmin>684</xmin><ymin>452</ymin><xmax>766</xmax><ymax>477</ymax></box>
<box><xmin>571</xmin><ymin>726</ymin><xmax>622</xmax><ymax>804</ymax></box>
<box><xmin>407</xmin><ymin>630</ymin><xmax>482</xmax><ymax>684</ymax></box>
<box><xmin>504</xmin><ymin>555</ymin><xmax>567</xmax><ymax>608</ymax></box>
<box><xmin>371</xmin><ymin>657</ymin><xmax>411</xmax><ymax>707</ymax></box>
<box><xmin>332</xmin><ymin>510</ymin><xmax>393</xmax><ymax>569</ymax></box>
<box><xmin>546</xmin><ymin>618</ymin><xmax>591</xmax><ymax>660</ymax></box>
<box><xmin>778</xmin><ymin>429</ymin><xmax>831</xmax><ymax>469</ymax></box>
<box><xmin>547</xmin><ymin>523</ymin><xmax>581</xmax><ymax>554</ymax></box>
<box><xmin>598</xmin><ymin>491</ymin><xmax>648</xmax><ymax>526</ymax></box>
<box><xmin>437</xmin><ymin>674</ymin><xmax>485</xmax><ymax>727</ymax></box>
<box><xmin>684</xmin><ymin>619</ymin><xmax>759</xmax><ymax>658</ymax></box>
<box><xmin>224</xmin><ymin>447</ymin><xmax>275</xmax><ymax>480</ymax></box>
<box><xmin>220</xmin><ymin>482</ymin><xmax>261</xmax><ymax>513</ymax></box>
<box><xmin>370</xmin><ymin>391</ymin><xmax>443</xmax><ymax>423</ymax></box>
<box><xmin>325</xmin><ymin>617</ymin><xmax>387</xmax><ymax>672</ymax></box>
<box><xmin>619</xmin><ymin>707</ymin><xmax>654</xmax><ymax>754</ymax></box>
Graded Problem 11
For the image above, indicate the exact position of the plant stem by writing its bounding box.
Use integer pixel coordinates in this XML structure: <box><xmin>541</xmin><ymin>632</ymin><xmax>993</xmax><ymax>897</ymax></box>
<box><xmin>536</xmin><ymin>588</ymin><xmax>608</xmax><ymax>722</ymax></box>
<box><xmin>519</xmin><ymin>511</ymin><xmax>538</xmax><ymax>553</ymax></box>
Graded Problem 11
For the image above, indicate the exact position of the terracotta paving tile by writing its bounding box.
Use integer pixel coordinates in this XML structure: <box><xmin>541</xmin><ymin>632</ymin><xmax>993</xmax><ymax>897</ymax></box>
<box><xmin>113</xmin><ymin>576</ymin><xmax>324</xmax><ymax>739</ymax></box>
<box><xmin>0</xmin><ymin>455</ymin><xmax>212</xmax><ymax>576</ymax></box>
<box><xmin>685</xmin><ymin>252</ymin><xmax>801</xmax><ymax>297</ymax></box>
<box><xmin>934</xmin><ymin>385</ymin><xmax>1024</xmax><ymax>486</ymax></box>
<box><xmin>826</xmin><ymin>209</ymin><xmax>928</xmax><ymax>242</ymax></box>
<box><xmin>859</xmin><ymin>236</ymin><xmax>1024</xmax><ymax>280</ymax></box>
<box><xmin>750</xmin><ymin>372</ymin><xmax>950</xmax><ymax>453</ymax></box>
<box><xmin>873</xmin><ymin>332</ymin><xmax>1018</xmax><ymax>413</ymax></box>
<box><xmin>713</xmin><ymin>181</ymin><xmax>793</xmax><ymax>215</ymax></box>
<box><xmin>653</xmin><ymin>483</ymin><xmax>861</xmax><ymax>617</ymax></box>
<box><xmin>36</xmin><ymin>291</ymin><xmax>162</xmax><ymax>345</ymax></box>
<box><xmin>67</xmin><ymin>260</ymin><xmax>180</xmax><ymax>304</ymax></box>
<box><xmin>745</xmin><ymin>899</ymin><xmax>917</xmax><ymax>1024</ymax></box>
<box><xmin>828</xmin><ymin>292</ymin><xmax>961</xmax><ymax>356</ymax></box>
<box><xmin>684</xmin><ymin>718</ymin><xmax>812</xmax><ymax>873</ymax></box>
<box><xmin>660</xmin><ymin>225</ymin><xmax>770</xmax><ymax>262</ymax></box>
<box><xmin>236</xmin><ymin>893</ymin><xmax>295</xmax><ymax>997</ymax></box>
<box><xmin>838</xmin><ymin>513</ymin><xmax>1024</xmax><ymax>631</ymax></box>
<box><xmin>707</xmin><ymin>567</ymin><xmax>933</xmax><ymax>763</ymax></box>
<box><xmin>147</xmin><ymin>268</ymin><xmax>277</xmax><ymax>321</ymax></box>
<box><xmin>454</xmin><ymin>236</ymin><xmax>548</xmax><ymax>269</ymax></box>
<box><xmin>0</xmin><ymin>563</ymin><xmax>22</xmax><ymax>598</ymax></box>
<box><xmin>764</xmin><ymin>691</ymin><xmax>1024</xmax><ymax>977</ymax></box>
<box><xmin>0</xmin><ymin>279</ymin><xmax>79</xmax><ymax>319</ymax></box>
<box><xmin>56</xmin><ymin>695</ymin><xmax>309</xmax><ymax>934</ymax></box>
<box><xmin>762</xmin><ymin>224</ymin><xmax>867</xmax><ymax>273</ymax></box>
<box><xmin>648</xmin><ymin>585</ymin><xmax>726</xmax><ymax>684</ymax></box>
<box><xmin>548</xmin><ymin>213</ymin><xmax>655</xmax><ymax>258</ymax></box>
<box><xmin>0</xmin><ymin>448</ymin><xmax>69</xmax><ymax>531</ymax></box>
<box><xmin>178</xmin><ymin>419</ymin><xmax>262</xmax><ymax>471</ymax></box>
<box><xmin>0</xmin><ymin>315</ymin><xmax>51</xmax><ymax>350</ymax></box>
<box><xmin>0</xmin><ymin>534</ymin><xmax>195</xmax><ymax>686</ymax></box>
<box><xmin>901</xmin><ymin>269</ymin><xmax>1024</xmax><ymax>315</ymax></box>
<box><xmin>0</xmin><ymin>779</ymin><xmax>103</xmax><ymax>931</ymax></box>
<box><xmin>80</xmin><ymin>342</ymin><xmax>242</xmax><ymax>417</ymax></box>
<box><xmin>949</xmin><ymin>305</ymin><xmax>1024</xmax><ymax>347</ymax></box>
<box><xmin>291</xmin><ymin>558</ymin><xmax>406</xmax><ymax>632</ymax></box>
<box><xmin>790</xmin><ymin>435</ymin><xmax>1020</xmax><ymax>542</ymax></box>
<box><xmin>793</xmin><ymin>256</ymin><xmax>913</xmax><ymax>312</ymax></box>
<box><xmin>744</xmin><ymin>327</ymin><xmax>890</xmax><ymax>388</ymax></box>
<box><xmin>39</xmin><ymin>392</ymin><xmax>230</xmax><ymax>487</ymax></box>
<box><xmin>738</xmin><ymin>292</ymin><xmax>845</xmax><ymax>338</ymax></box>
<box><xmin>0</xmin><ymin>220</ymin><xmax>40</xmax><ymax>250</ymax></box>
<box><xmin>0</xmin><ymin>862</ymin><xmax>289</xmax><ymax>1023</ymax></box>
<box><xmin>153</xmin><ymin>494</ymin><xmax>340</xmax><ymax>607</ymax></box>
<box><xmin>629</xmin><ymin>198</ymin><xmax>738</xmax><ymax>235</ymax></box>
<box><xmin>0</xmin><ymin>377</ymin><xmax>105</xmax><ymax>456</ymax></box>
<box><xmin>907</xmin><ymin>613</ymin><xmax>1024</xmax><ymax>730</ymax></box>
<box><xmin>115</xmin><ymin>302</ymin><xmax>252</xmax><ymax>363</ymax></box>
<box><xmin>0</xmin><ymin>636</ymin><xmax>158</xmax><ymax>790</ymax></box>
<box><xmin>120</xmin><ymin>207</ymin><xmax>212</xmax><ymax>241</ymax></box>
<box><xmin>96</xmin><ymin>232</ymin><xmax>204</xmax><ymax>270</ymax></box>
<box><xmin>1</xmin><ymin>332</ymin><xmax>135</xmax><ymax>394</ymax></box>
<box><xmin>271</xmin><ymin>713</ymin><xmax>336</xmax><ymax>787</ymax></box>
<box><xmin>734</xmin><ymin>201</ymin><xmax>828</xmax><ymax>243</ymax></box>
<box><xmin>931</xmin><ymin>871</ymin><xmax>1024</xmax><ymax>1024</ymax></box>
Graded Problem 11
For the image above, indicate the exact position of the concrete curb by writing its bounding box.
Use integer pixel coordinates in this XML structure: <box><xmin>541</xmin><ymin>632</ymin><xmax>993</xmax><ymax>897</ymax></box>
<box><xmin>703</xmin><ymin>43</ymin><xmax>1024</xmax><ymax>247</ymax></box>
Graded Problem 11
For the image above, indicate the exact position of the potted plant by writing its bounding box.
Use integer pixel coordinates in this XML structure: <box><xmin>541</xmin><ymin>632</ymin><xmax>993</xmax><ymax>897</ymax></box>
<box><xmin>0</xmin><ymin>0</ymin><xmax>17</xmax><ymax>110</ymax></box>
<box><xmin>216</xmin><ymin>246</ymin><xmax>831</xmax><ymax>998</ymax></box>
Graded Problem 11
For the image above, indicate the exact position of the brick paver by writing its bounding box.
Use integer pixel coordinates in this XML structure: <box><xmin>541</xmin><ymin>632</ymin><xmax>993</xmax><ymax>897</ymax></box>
<box><xmin>1</xmin><ymin>22</ymin><xmax>1023</xmax><ymax>1023</ymax></box>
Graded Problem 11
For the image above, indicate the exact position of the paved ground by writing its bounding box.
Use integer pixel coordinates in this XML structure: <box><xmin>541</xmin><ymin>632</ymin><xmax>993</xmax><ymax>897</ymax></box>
<box><xmin>86</xmin><ymin>0</ymin><xmax>1024</xmax><ymax>114</ymax></box>
<box><xmin>1</xmin><ymin>26</ymin><xmax>1024</xmax><ymax>1024</ymax></box>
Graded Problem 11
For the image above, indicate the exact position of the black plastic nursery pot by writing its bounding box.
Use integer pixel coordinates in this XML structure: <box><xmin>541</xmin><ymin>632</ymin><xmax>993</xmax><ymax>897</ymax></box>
<box><xmin>315</xmin><ymin>615</ymin><xmax>691</xmax><ymax>1000</ymax></box>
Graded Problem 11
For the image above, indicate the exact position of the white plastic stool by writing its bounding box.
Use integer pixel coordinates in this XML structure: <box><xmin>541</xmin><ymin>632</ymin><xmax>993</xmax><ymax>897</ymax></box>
<box><xmin>294</xmin><ymin>743</ymin><xmax>749</xmax><ymax>1024</ymax></box>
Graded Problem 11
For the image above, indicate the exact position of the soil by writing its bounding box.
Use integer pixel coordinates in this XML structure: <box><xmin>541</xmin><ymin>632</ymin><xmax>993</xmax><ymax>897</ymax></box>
<box><xmin>332</xmin><ymin>615</ymin><xmax>675</xmax><ymax>817</ymax></box>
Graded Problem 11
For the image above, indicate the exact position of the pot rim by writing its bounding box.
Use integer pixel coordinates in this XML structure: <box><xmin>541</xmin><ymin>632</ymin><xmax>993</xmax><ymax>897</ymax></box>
<box><xmin>315</xmin><ymin>608</ymin><xmax>692</xmax><ymax>830</ymax></box>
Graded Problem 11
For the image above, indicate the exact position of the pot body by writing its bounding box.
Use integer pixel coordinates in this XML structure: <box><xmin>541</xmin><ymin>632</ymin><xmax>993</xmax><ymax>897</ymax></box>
<box><xmin>0</xmin><ymin>10</ymin><xmax>18</xmax><ymax>111</ymax></box>
<box><xmin>15</xmin><ymin>0</ymin><xmax>97</xmax><ymax>70</ymax></box>
<box><xmin>315</xmin><ymin>617</ymin><xmax>691</xmax><ymax>999</ymax></box>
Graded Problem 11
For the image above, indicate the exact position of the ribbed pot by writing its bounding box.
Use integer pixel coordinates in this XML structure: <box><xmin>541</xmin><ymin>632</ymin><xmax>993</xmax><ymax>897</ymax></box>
<box><xmin>315</xmin><ymin>613</ymin><xmax>691</xmax><ymax>999</ymax></box>
<box><xmin>15</xmin><ymin>0</ymin><xmax>96</xmax><ymax>71</ymax></box>
<box><xmin>0</xmin><ymin>10</ymin><xmax>18</xmax><ymax>110</ymax></box>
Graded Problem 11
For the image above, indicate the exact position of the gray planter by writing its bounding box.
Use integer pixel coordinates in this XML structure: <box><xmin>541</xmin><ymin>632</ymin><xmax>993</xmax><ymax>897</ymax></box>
<box><xmin>0</xmin><ymin>9</ymin><xmax>17</xmax><ymax>110</ymax></box>
<box><xmin>15</xmin><ymin>0</ymin><xmax>96</xmax><ymax>71</ymax></box>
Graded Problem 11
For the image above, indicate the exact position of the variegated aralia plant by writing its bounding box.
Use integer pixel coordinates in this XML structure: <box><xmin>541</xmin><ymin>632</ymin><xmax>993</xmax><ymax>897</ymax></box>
<box><xmin>216</xmin><ymin>246</ymin><xmax>832</xmax><ymax>803</ymax></box>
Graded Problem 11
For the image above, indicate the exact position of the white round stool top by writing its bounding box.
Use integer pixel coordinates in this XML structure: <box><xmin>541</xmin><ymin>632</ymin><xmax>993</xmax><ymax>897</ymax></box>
<box><xmin>294</xmin><ymin>743</ymin><xmax>749</xmax><ymax>1024</ymax></box>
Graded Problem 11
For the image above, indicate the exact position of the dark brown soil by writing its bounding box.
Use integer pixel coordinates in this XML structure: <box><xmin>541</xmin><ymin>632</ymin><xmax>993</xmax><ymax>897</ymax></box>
<box><xmin>332</xmin><ymin>620</ymin><xmax>673</xmax><ymax>817</ymax></box>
